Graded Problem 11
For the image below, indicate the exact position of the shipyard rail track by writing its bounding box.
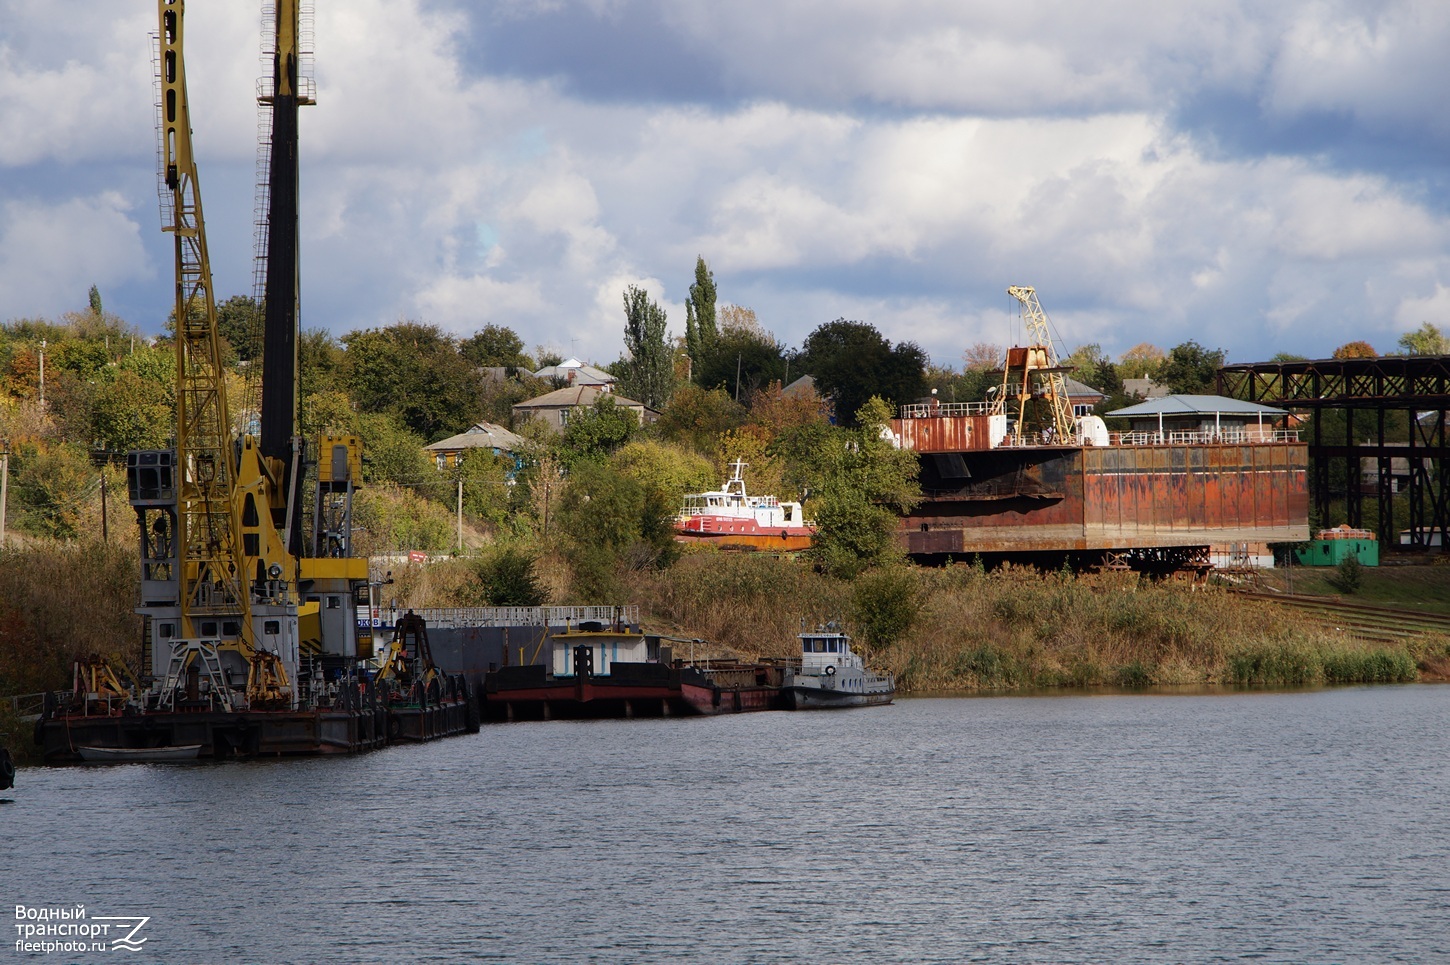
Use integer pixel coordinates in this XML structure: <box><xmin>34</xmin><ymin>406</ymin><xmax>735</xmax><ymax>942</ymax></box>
<box><xmin>1234</xmin><ymin>591</ymin><xmax>1450</xmax><ymax>643</ymax></box>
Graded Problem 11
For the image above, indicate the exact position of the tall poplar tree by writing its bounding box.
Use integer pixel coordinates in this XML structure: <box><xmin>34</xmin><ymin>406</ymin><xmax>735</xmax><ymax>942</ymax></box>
<box><xmin>619</xmin><ymin>285</ymin><xmax>674</xmax><ymax>410</ymax></box>
<box><xmin>684</xmin><ymin>256</ymin><xmax>718</xmax><ymax>382</ymax></box>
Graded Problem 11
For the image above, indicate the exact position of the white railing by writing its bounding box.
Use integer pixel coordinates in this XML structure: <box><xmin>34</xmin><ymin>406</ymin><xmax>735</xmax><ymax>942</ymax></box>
<box><xmin>1111</xmin><ymin>429</ymin><xmax>1300</xmax><ymax>447</ymax></box>
<box><xmin>397</xmin><ymin>605</ymin><xmax>640</xmax><ymax>629</ymax></box>
<box><xmin>898</xmin><ymin>401</ymin><xmax>995</xmax><ymax>419</ymax></box>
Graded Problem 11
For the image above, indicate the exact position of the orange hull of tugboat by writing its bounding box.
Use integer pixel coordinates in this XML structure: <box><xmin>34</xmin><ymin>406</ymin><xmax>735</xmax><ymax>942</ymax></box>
<box><xmin>674</xmin><ymin>524</ymin><xmax>814</xmax><ymax>551</ymax></box>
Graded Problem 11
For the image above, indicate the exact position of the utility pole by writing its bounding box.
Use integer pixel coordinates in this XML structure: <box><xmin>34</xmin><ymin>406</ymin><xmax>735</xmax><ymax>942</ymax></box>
<box><xmin>0</xmin><ymin>452</ymin><xmax>7</xmax><ymax>545</ymax></box>
<box><xmin>100</xmin><ymin>468</ymin><xmax>109</xmax><ymax>543</ymax></box>
<box><xmin>457</xmin><ymin>477</ymin><xmax>464</xmax><ymax>552</ymax></box>
<box><xmin>38</xmin><ymin>339</ymin><xmax>46</xmax><ymax>407</ymax></box>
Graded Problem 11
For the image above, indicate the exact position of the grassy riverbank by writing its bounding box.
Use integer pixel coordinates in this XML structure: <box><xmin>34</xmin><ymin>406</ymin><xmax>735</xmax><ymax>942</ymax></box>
<box><xmin>629</xmin><ymin>552</ymin><xmax>1446</xmax><ymax>692</ymax></box>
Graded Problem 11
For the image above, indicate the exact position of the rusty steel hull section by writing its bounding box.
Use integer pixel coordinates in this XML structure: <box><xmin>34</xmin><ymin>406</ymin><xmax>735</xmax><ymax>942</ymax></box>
<box><xmin>904</xmin><ymin>442</ymin><xmax>1308</xmax><ymax>556</ymax></box>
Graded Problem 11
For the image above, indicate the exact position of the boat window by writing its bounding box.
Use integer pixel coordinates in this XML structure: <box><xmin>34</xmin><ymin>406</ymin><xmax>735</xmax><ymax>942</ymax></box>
<box><xmin>813</xmin><ymin>640</ymin><xmax>826</xmax><ymax>653</ymax></box>
<box><xmin>828</xmin><ymin>640</ymin><xmax>839</xmax><ymax>652</ymax></box>
<box><xmin>802</xmin><ymin>639</ymin><xmax>811</xmax><ymax>652</ymax></box>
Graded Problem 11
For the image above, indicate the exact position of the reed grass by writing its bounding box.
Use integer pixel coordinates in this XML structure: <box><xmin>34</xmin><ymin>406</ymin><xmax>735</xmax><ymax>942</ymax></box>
<box><xmin>633</xmin><ymin>555</ymin><xmax>1435</xmax><ymax>693</ymax></box>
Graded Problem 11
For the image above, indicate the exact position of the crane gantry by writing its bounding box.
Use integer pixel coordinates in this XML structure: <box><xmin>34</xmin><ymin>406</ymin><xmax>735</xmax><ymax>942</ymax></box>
<box><xmin>990</xmin><ymin>285</ymin><xmax>1078</xmax><ymax>442</ymax></box>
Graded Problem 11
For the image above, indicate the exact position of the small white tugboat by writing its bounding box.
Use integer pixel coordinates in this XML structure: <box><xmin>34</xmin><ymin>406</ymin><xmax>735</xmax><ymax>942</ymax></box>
<box><xmin>675</xmin><ymin>460</ymin><xmax>815</xmax><ymax>550</ymax></box>
<box><xmin>783</xmin><ymin>624</ymin><xmax>895</xmax><ymax>710</ymax></box>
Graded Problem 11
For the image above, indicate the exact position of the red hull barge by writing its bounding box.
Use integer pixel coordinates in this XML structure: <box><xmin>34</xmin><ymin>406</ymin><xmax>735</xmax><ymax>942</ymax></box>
<box><xmin>482</xmin><ymin>661</ymin><xmax>786</xmax><ymax>721</ymax></box>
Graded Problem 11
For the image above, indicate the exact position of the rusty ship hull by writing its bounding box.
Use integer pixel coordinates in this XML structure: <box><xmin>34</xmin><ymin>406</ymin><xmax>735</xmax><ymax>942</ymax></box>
<box><xmin>894</xmin><ymin>412</ymin><xmax>1309</xmax><ymax>566</ymax></box>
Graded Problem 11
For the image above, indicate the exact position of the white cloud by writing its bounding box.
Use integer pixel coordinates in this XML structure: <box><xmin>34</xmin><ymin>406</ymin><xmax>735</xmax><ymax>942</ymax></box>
<box><xmin>0</xmin><ymin>193</ymin><xmax>150</xmax><ymax>316</ymax></box>
<box><xmin>1266</xmin><ymin>1</ymin><xmax>1450</xmax><ymax>137</ymax></box>
<box><xmin>4</xmin><ymin>0</ymin><xmax>1450</xmax><ymax>370</ymax></box>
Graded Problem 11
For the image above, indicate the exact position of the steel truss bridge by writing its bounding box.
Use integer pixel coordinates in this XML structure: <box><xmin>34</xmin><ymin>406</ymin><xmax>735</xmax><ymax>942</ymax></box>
<box><xmin>1218</xmin><ymin>356</ymin><xmax>1450</xmax><ymax>551</ymax></box>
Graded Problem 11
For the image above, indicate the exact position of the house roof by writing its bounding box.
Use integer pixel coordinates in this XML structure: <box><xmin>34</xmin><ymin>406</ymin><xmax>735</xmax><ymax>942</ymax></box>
<box><xmin>514</xmin><ymin>384</ymin><xmax>650</xmax><ymax>411</ymax></box>
<box><xmin>425</xmin><ymin>421</ymin><xmax>526</xmax><ymax>452</ymax></box>
<box><xmin>1104</xmin><ymin>394</ymin><xmax>1288</xmax><ymax>418</ymax></box>
<box><xmin>1123</xmin><ymin>377</ymin><xmax>1171</xmax><ymax>399</ymax></box>
<box><xmin>532</xmin><ymin>358</ymin><xmax>615</xmax><ymax>384</ymax></box>
<box><xmin>1063</xmin><ymin>376</ymin><xmax>1104</xmax><ymax>400</ymax></box>
<box><xmin>781</xmin><ymin>374</ymin><xmax>817</xmax><ymax>397</ymax></box>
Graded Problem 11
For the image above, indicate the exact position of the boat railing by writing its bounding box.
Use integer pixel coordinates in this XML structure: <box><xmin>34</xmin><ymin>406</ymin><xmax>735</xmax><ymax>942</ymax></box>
<box><xmin>408</xmin><ymin>605</ymin><xmax>640</xmax><ymax>629</ymax></box>
<box><xmin>1110</xmin><ymin>429</ymin><xmax>1301</xmax><ymax>446</ymax></box>
<box><xmin>899</xmin><ymin>401</ymin><xmax>996</xmax><ymax>418</ymax></box>
<box><xmin>993</xmin><ymin>427</ymin><xmax>1301</xmax><ymax>448</ymax></box>
<box><xmin>7</xmin><ymin>691</ymin><xmax>49</xmax><ymax>722</ymax></box>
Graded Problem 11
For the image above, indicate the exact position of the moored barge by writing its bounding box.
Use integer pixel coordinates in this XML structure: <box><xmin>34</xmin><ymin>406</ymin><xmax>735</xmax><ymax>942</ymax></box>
<box><xmin>481</xmin><ymin>613</ymin><xmax>787</xmax><ymax>720</ymax></box>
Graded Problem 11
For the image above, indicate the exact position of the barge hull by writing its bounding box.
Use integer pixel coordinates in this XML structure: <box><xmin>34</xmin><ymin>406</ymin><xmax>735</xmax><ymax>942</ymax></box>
<box><xmin>902</xmin><ymin>440</ymin><xmax>1309</xmax><ymax>557</ymax></box>
<box><xmin>39</xmin><ymin>707</ymin><xmax>389</xmax><ymax>763</ymax></box>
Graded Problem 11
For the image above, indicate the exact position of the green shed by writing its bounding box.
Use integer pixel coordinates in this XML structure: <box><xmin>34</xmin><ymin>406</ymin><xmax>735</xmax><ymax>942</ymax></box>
<box><xmin>1294</xmin><ymin>533</ymin><xmax>1379</xmax><ymax>567</ymax></box>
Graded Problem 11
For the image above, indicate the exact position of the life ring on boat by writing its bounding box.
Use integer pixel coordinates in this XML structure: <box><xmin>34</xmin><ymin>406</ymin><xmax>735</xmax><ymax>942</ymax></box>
<box><xmin>824</xmin><ymin>665</ymin><xmax>836</xmax><ymax>676</ymax></box>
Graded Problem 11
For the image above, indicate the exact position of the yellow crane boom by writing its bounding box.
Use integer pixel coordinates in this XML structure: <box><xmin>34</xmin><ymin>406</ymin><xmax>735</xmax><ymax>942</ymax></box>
<box><xmin>157</xmin><ymin>0</ymin><xmax>247</xmax><ymax>636</ymax></box>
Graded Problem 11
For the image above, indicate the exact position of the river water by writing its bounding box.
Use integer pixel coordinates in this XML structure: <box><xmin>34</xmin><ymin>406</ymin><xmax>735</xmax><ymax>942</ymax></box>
<box><xmin>7</xmin><ymin>686</ymin><xmax>1448</xmax><ymax>963</ymax></box>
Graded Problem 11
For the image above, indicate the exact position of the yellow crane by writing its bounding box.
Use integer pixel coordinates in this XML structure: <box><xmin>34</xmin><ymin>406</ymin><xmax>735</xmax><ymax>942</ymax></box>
<box><xmin>991</xmin><ymin>285</ymin><xmax>1077</xmax><ymax>442</ymax></box>
<box><xmin>157</xmin><ymin>0</ymin><xmax>247</xmax><ymax>634</ymax></box>
<box><xmin>147</xmin><ymin>0</ymin><xmax>366</xmax><ymax>711</ymax></box>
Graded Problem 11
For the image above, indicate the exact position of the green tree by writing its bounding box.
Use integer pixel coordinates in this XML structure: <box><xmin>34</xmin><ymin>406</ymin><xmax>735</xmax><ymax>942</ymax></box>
<box><xmin>806</xmin><ymin>397</ymin><xmax>921</xmax><ymax>577</ymax></box>
<box><xmin>355</xmin><ymin>411</ymin><xmax>431</xmax><ymax>485</ymax></box>
<box><xmin>461</xmin><ymin>325</ymin><xmax>531</xmax><ymax>369</ymax></box>
<box><xmin>1118</xmin><ymin>342</ymin><xmax>1166</xmax><ymax>380</ymax></box>
<box><xmin>471</xmin><ymin>547</ymin><xmax>545</xmax><ymax>606</ymax></box>
<box><xmin>556</xmin><ymin>461</ymin><xmax>674</xmax><ymax>601</ymax></box>
<box><xmin>684</xmin><ymin>256</ymin><xmax>718</xmax><ymax>382</ymax></box>
<box><xmin>480</xmin><ymin>371</ymin><xmax>549</xmax><ymax>427</ymax></box>
<box><xmin>88</xmin><ymin>285</ymin><xmax>103</xmax><ymax>317</ymax></box>
<box><xmin>51</xmin><ymin>339</ymin><xmax>109</xmax><ymax>379</ymax></box>
<box><xmin>216</xmin><ymin>294</ymin><xmax>263</xmax><ymax>362</ymax></box>
<box><xmin>849</xmin><ymin>565</ymin><xmax>921</xmax><ymax>650</ymax></box>
<box><xmin>617</xmin><ymin>286</ymin><xmax>674</xmax><ymax>410</ymax></box>
<box><xmin>302</xmin><ymin>389</ymin><xmax>357</xmax><ymax>437</ymax></box>
<box><xmin>454</xmin><ymin>448</ymin><xmax>513</xmax><ymax>527</ymax></box>
<box><xmin>800</xmin><ymin>319</ymin><xmax>926</xmax><ymax>426</ymax></box>
<box><xmin>352</xmin><ymin>483</ymin><xmax>454</xmax><ymax>555</ymax></box>
<box><xmin>652</xmin><ymin>384</ymin><xmax>745</xmax><ymax>454</ymax></box>
<box><xmin>924</xmin><ymin>364</ymin><xmax>994</xmax><ymax>405</ymax></box>
<box><xmin>557</xmin><ymin>395</ymin><xmax>639</xmax><ymax>468</ymax></box>
<box><xmin>298</xmin><ymin>328</ymin><xmax>343</xmax><ymax>405</ymax></box>
<box><xmin>695</xmin><ymin>322</ymin><xmax>788</xmax><ymax>401</ymax></box>
<box><xmin>91</xmin><ymin>370</ymin><xmax>172</xmax><ymax>451</ymax></box>
<box><xmin>1158</xmin><ymin>340</ymin><xmax>1226</xmax><ymax>394</ymax></box>
<box><xmin>13</xmin><ymin>443</ymin><xmax>97</xmax><ymax>539</ymax></box>
<box><xmin>119</xmin><ymin>344</ymin><xmax>175</xmax><ymax>388</ymax></box>
<box><xmin>1063</xmin><ymin>343</ymin><xmax>1122</xmax><ymax>392</ymax></box>
<box><xmin>610</xmin><ymin>439</ymin><xmax>715</xmax><ymax>510</ymax></box>
<box><xmin>1332</xmin><ymin>341</ymin><xmax>1378</xmax><ymax>359</ymax></box>
<box><xmin>1396</xmin><ymin>322</ymin><xmax>1449</xmax><ymax>356</ymax></box>
<box><xmin>342</xmin><ymin>322</ymin><xmax>479</xmax><ymax>439</ymax></box>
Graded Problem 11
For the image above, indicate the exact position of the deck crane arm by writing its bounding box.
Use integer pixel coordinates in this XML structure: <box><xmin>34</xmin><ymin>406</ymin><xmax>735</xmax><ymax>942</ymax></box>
<box><xmin>157</xmin><ymin>0</ymin><xmax>248</xmax><ymax>636</ymax></box>
<box><xmin>1002</xmin><ymin>285</ymin><xmax>1077</xmax><ymax>441</ymax></box>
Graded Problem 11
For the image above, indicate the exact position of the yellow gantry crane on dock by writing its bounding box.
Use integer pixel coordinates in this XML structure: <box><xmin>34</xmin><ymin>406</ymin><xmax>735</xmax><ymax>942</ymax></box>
<box><xmin>144</xmin><ymin>0</ymin><xmax>368</xmax><ymax>711</ymax></box>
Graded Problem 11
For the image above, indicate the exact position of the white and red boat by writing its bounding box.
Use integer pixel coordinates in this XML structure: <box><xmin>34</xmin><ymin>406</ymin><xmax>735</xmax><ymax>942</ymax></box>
<box><xmin>675</xmin><ymin>461</ymin><xmax>816</xmax><ymax>550</ymax></box>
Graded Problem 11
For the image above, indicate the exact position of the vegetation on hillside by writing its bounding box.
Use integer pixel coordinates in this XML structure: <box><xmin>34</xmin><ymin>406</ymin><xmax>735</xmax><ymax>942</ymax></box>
<box><xmin>3</xmin><ymin>272</ymin><xmax>1447</xmax><ymax>725</ymax></box>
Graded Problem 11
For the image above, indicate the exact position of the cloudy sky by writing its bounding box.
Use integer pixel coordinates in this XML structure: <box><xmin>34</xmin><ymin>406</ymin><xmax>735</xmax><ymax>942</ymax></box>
<box><xmin>3</xmin><ymin>0</ymin><xmax>1448</xmax><ymax>370</ymax></box>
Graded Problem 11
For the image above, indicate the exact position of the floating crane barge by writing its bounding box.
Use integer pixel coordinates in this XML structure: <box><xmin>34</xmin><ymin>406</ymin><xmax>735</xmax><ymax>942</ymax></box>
<box><xmin>37</xmin><ymin>0</ymin><xmax>474</xmax><ymax>762</ymax></box>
